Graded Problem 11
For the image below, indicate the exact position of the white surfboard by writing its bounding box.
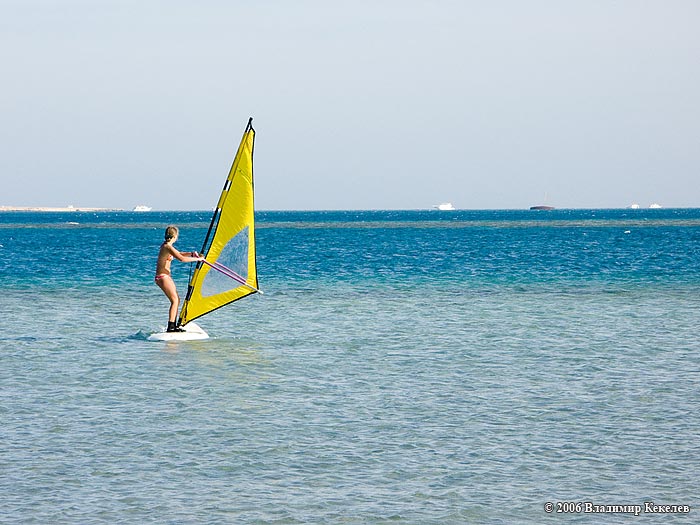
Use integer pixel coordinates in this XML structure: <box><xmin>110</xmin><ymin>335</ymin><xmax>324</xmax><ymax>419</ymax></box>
<box><xmin>147</xmin><ymin>321</ymin><xmax>209</xmax><ymax>342</ymax></box>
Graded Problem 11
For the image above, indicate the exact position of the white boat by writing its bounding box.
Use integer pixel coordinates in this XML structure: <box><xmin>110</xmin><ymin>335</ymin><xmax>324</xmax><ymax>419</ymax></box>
<box><xmin>628</xmin><ymin>203</ymin><xmax>640</xmax><ymax>209</ymax></box>
<box><xmin>649</xmin><ymin>203</ymin><xmax>662</xmax><ymax>209</ymax></box>
<box><xmin>433</xmin><ymin>202</ymin><xmax>455</xmax><ymax>211</ymax></box>
<box><xmin>133</xmin><ymin>205</ymin><xmax>152</xmax><ymax>212</ymax></box>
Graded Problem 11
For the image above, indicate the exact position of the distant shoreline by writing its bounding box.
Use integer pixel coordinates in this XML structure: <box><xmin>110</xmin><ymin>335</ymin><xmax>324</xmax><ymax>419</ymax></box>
<box><xmin>0</xmin><ymin>206</ymin><xmax>124</xmax><ymax>212</ymax></box>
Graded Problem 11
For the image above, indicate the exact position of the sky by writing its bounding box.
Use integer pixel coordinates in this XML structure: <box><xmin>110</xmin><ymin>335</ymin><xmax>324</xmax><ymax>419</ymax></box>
<box><xmin>1</xmin><ymin>0</ymin><xmax>699</xmax><ymax>210</ymax></box>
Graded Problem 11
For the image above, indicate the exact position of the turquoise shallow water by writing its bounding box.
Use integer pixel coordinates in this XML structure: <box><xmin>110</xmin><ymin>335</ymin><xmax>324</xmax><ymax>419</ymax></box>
<box><xmin>1</xmin><ymin>209</ymin><xmax>699</xmax><ymax>523</ymax></box>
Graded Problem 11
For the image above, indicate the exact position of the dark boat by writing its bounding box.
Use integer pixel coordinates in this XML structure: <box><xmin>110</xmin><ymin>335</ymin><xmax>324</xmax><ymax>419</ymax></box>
<box><xmin>530</xmin><ymin>205</ymin><xmax>555</xmax><ymax>211</ymax></box>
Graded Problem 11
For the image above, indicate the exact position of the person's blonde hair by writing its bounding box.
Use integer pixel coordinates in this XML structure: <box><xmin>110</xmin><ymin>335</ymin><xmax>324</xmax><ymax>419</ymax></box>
<box><xmin>164</xmin><ymin>225</ymin><xmax>179</xmax><ymax>241</ymax></box>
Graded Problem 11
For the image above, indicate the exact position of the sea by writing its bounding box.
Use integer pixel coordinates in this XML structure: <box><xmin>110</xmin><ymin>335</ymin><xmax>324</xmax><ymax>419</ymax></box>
<box><xmin>1</xmin><ymin>208</ymin><xmax>699</xmax><ymax>524</ymax></box>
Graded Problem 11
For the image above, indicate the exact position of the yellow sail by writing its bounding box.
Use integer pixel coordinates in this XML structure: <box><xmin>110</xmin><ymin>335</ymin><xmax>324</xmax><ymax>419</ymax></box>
<box><xmin>178</xmin><ymin>118</ymin><xmax>259</xmax><ymax>326</ymax></box>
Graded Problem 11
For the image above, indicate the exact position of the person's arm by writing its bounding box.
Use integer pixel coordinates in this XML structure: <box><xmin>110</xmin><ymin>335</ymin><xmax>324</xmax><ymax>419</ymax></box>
<box><xmin>166</xmin><ymin>244</ymin><xmax>202</xmax><ymax>263</ymax></box>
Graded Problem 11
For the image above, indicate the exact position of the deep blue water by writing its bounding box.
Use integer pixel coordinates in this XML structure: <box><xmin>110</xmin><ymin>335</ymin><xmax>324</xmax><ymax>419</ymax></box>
<box><xmin>1</xmin><ymin>209</ymin><xmax>699</xmax><ymax>523</ymax></box>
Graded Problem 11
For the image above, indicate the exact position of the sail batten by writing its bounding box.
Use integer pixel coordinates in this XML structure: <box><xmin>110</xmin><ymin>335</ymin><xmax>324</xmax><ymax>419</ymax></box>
<box><xmin>178</xmin><ymin>118</ymin><xmax>258</xmax><ymax>326</ymax></box>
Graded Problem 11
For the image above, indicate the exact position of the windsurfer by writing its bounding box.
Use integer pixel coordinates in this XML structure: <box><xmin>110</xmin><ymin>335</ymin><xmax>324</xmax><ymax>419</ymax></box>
<box><xmin>155</xmin><ymin>225</ymin><xmax>203</xmax><ymax>332</ymax></box>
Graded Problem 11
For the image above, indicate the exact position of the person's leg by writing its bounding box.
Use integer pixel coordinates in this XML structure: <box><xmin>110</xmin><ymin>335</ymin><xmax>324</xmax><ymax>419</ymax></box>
<box><xmin>157</xmin><ymin>276</ymin><xmax>180</xmax><ymax>328</ymax></box>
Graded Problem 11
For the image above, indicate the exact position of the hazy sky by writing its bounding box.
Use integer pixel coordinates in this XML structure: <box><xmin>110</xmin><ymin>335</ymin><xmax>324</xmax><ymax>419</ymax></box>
<box><xmin>1</xmin><ymin>0</ymin><xmax>698</xmax><ymax>210</ymax></box>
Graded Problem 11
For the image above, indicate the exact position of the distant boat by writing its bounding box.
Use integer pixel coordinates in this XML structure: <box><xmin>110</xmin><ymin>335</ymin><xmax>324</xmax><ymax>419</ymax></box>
<box><xmin>649</xmin><ymin>203</ymin><xmax>662</xmax><ymax>209</ymax></box>
<box><xmin>433</xmin><ymin>203</ymin><xmax>455</xmax><ymax>211</ymax></box>
<box><xmin>531</xmin><ymin>192</ymin><xmax>554</xmax><ymax>210</ymax></box>
<box><xmin>133</xmin><ymin>205</ymin><xmax>152</xmax><ymax>212</ymax></box>
<box><xmin>628</xmin><ymin>203</ymin><xmax>641</xmax><ymax>209</ymax></box>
